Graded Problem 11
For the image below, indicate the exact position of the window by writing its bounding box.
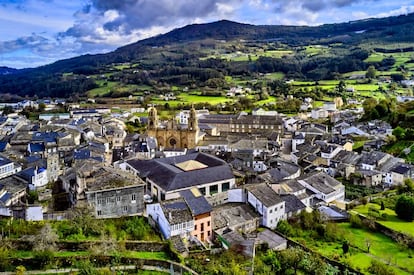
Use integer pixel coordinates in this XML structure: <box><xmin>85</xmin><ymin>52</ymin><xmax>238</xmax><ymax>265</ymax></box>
<box><xmin>207</xmin><ymin>231</ymin><xmax>210</xmax><ymax>236</ymax></box>
<box><xmin>116</xmin><ymin>196</ymin><xmax>120</xmax><ymax>202</ymax></box>
<box><xmin>131</xmin><ymin>194</ymin><xmax>136</xmax><ymax>202</ymax></box>
<box><xmin>201</xmin><ymin>223</ymin><xmax>204</xmax><ymax>231</ymax></box>
<box><xmin>222</xmin><ymin>182</ymin><xmax>230</xmax><ymax>192</ymax></box>
<box><xmin>270</xmin><ymin>209</ymin><xmax>273</xmax><ymax>213</ymax></box>
<box><xmin>199</xmin><ymin>187</ymin><xmax>206</xmax><ymax>196</ymax></box>
<box><xmin>97</xmin><ymin>210</ymin><xmax>102</xmax><ymax>216</ymax></box>
<box><xmin>207</xmin><ymin>221</ymin><xmax>210</xmax><ymax>227</ymax></box>
<box><xmin>195</xmin><ymin>225</ymin><xmax>197</xmax><ymax>230</ymax></box>
<box><xmin>210</xmin><ymin>185</ymin><xmax>218</xmax><ymax>195</ymax></box>
<box><xmin>123</xmin><ymin>206</ymin><xmax>128</xmax><ymax>212</ymax></box>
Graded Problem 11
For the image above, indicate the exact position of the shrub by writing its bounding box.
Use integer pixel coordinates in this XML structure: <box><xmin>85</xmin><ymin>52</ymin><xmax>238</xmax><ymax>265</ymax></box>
<box><xmin>395</xmin><ymin>194</ymin><xmax>414</xmax><ymax>221</ymax></box>
<box><xmin>350</xmin><ymin>214</ymin><xmax>362</xmax><ymax>228</ymax></box>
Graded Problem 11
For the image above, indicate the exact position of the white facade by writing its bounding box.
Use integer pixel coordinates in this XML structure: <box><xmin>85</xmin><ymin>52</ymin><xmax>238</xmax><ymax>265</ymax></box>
<box><xmin>148</xmin><ymin>177</ymin><xmax>235</xmax><ymax>202</ymax></box>
<box><xmin>298</xmin><ymin>178</ymin><xmax>344</xmax><ymax>203</ymax></box>
<box><xmin>146</xmin><ymin>203</ymin><xmax>194</xmax><ymax>239</ymax></box>
<box><xmin>311</xmin><ymin>108</ymin><xmax>329</xmax><ymax>119</ymax></box>
<box><xmin>0</xmin><ymin>160</ymin><xmax>20</xmax><ymax>179</ymax></box>
<box><xmin>247</xmin><ymin>191</ymin><xmax>285</xmax><ymax>229</ymax></box>
<box><xmin>31</xmin><ymin>168</ymin><xmax>49</xmax><ymax>189</ymax></box>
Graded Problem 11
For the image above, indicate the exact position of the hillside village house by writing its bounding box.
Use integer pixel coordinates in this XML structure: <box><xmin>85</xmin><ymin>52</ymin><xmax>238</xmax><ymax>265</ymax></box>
<box><xmin>0</xmin><ymin>156</ymin><xmax>21</xmax><ymax>179</ymax></box>
<box><xmin>119</xmin><ymin>152</ymin><xmax>235</xmax><ymax>205</ymax></box>
<box><xmin>298</xmin><ymin>171</ymin><xmax>345</xmax><ymax>204</ymax></box>
<box><xmin>83</xmin><ymin>166</ymin><xmax>145</xmax><ymax>218</ymax></box>
<box><xmin>147</xmin><ymin>198</ymin><xmax>194</xmax><ymax>241</ymax></box>
<box><xmin>180</xmin><ymin>189</ymin><xmax>213</xmax><ymax>243</ymax></box>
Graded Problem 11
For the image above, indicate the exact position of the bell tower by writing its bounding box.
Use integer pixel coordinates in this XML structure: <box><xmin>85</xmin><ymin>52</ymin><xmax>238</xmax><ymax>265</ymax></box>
<box><xmin>148</xmin><ymin>106</ymin><xmax>158</xmax><ymax>130</ymax></box>
<box><xmin>188</xmin><ymin>105</ymin><xmax>198</xmax><ymax>132</ymax></box>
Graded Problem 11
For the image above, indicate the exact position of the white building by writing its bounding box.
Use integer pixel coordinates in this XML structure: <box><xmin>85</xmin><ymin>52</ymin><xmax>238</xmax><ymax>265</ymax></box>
<box><xmin>147</xmin><ymin>198</ymin><xmax>194</xmax><ymax>240</ymax></box>
<box><xmin>298</xmin><ymin>171</ymin><xmax>345</xmax><ymax>204</ymax></box>
<box><xmin>0</xmin><ymin>157</ymin><xmax>21</xmax><ymax>179</ymax></box>
<box><xmin>245</xmin><ymin>183</ymin><xmax>285</xmax><ymax>229</ymax></box>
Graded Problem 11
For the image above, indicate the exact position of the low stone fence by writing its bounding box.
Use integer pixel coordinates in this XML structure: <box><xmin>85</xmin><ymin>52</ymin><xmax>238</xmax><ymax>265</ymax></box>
<box><xmin>9</xmin><ymin>257</ymin><xmax>198</xmax><ymax>274</ymax></box>
<box><xmin>8</xmin><ymin>240</ymin><xmax>167</xmax><ymax>252</ymax></box>
<box><xmin>355</xmin><ymin>213</ymin><xmax>414</xmax><ymax>248</ymax></box>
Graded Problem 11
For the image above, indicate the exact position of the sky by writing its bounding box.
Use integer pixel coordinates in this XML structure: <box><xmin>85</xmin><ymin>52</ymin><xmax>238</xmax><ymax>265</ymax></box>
<box><xmin>1</xmin><ymin>0</ymin><xmax>414</xmax><ymax>69</ymax></box>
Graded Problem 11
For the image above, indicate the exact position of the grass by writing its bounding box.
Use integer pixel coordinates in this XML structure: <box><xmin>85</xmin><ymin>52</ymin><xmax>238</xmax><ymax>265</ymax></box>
<box><xmin>353</xmin><ymin>203</ymin><xmax>414</xmax><ymax>237</ymax></box>
<box><xmin>384</xmin><ymin>140</ymin><xmax>414</xmax><ymax>162</ymax></box>
<box><xmin>11</xmin><ymin>250</ymin><xmax>169</xmax><ymax>261</ymax></box>
<box><xmin>352</xmin><ymin>140</ymin><xmax>366</xmax><ymax>150</ymax></box>
<box><xmin>294</xmin><ymin>222</ymin><xmax>413</xmax><ymax>274</ymax></box>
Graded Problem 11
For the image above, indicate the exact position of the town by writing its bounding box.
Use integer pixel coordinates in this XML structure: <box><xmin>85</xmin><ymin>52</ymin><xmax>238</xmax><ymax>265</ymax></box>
<box><xmin>0</xmin><ymin>84</ymin><xmax>413</xmax><ymax>274</ymax></box>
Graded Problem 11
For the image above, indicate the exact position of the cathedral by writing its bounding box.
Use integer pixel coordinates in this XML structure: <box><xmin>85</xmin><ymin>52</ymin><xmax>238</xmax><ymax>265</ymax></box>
<box><xmin>147</xmin><ymin>106</ymin><xmax>202</xmax><ymax>149</ymax></box>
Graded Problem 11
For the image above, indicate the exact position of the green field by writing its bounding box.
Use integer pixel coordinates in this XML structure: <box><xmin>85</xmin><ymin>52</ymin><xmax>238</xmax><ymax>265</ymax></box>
<box><xmin>294</xmin><ymin>222</ymin><xmax>413</xmax><ymax>274</ymax></box>
<box><xmin>353</xmin><ymin>203</ymin><xmax>414</xmax><ymax>237</ymax></box>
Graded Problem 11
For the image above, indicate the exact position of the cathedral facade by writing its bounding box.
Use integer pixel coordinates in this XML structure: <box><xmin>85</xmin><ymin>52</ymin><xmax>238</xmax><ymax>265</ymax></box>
<box><xmin>147</xmin><ymin>106</ymin><xmax>201</xmax><ymax>149</ymax></box>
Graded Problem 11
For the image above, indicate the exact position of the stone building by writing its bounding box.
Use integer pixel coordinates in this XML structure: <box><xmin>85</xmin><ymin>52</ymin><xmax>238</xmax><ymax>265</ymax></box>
<box><xmin>84</xmin><ymin>166</ymin><xmax>145</xmax><ymax>218</ymax></box>
<box><xmin>147</xmin><ymin>106</ymin><xmax>202</xmax><ymax>149</ymax></box>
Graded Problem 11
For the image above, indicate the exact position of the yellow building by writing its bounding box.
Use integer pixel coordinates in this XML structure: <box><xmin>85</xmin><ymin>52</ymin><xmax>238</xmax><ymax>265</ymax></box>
<box><xmin>147</xmin><ymin>106</ymin><xmax>202</xmax><ymax>149</ymax></box>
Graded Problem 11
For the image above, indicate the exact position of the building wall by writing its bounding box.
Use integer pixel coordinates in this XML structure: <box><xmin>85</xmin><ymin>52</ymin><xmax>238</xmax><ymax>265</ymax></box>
<box><xmin>247</xmin><ymin>191</ymin><xmax>285</xmax><ymax>229</ymax></box>
<box><xmin>0</xmin><ymin>162</ymin><xmax>17</xmax><ymax>179</ymax></box>
<box><xmin>86</xmin><ymin>184</ymin><xmax>145</xmax><ymax>218</ymax></box>
<box><xmin>392</xmin><ymin>172</ymin><xmax>404</xmax><ymax>186</ymax></box>
<box><xmin>147</xmin><ymin>203</ymin><xmax>170</xmax><ymax>238</ymax></box>
<box><xmin>192</xmin><ymin>212</ymin><xmax>212</xmax><ymax>242</ymax></box>
<box><xmin>150</xmin><ymin>178</ymin><xmax>235</xmax><ymax>203</ymax></box>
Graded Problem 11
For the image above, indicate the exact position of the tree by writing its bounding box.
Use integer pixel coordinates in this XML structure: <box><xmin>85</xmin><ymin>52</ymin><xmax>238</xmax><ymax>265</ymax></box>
<box><xmin>1</xmin><ymin>106</ymin><xmax>14</xmax><ymax>115</ymax></box>
<box><xmin>395</xmin><ymin>194</ymin><xmax>414</xmax><ymax>221</ymax></box>
<box><xmin>365</xmin><ymin>238</ymin><xmax>372</xmax><ymax>253</ymax></box>
<box><xmin>366</xmin><ymin>65</ymin><xmax>377</xmax><ymax>79</ymax></box>
<box><xmin>31</xmin><ymin>223</ymin><xmax>58</xmax><ymax>252</ymax></box>
<box><xmin>392</xmin><ymin>126</ymin><xmax>406</xmax><ymax>140</ymax></box>
<box><xmin>342</xmin><ymin>240</ymin><xmax>350</xmax><ymax>254</ymax></box>
<box><xmin>278</xmin><ymin>247</ymin><xmax>305</xmax><ymax>274</ymax></box>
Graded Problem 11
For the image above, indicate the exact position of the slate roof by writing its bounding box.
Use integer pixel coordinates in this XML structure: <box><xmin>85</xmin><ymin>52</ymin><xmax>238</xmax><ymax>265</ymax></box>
<box><xmin>127</xmin><ymin>152</ymin><xmax>233</xmax><ymax>192</ymax></box>
<box><xmin>357</xmin><ymin>169</ymin><xmax>382</xmax><ymax>177</ymax></box>
<box><xmin>263</xmin><ymin>159</ymin><xmax>301</xmax><ymax>183</ymax></box>
<box><xmin>0</xmin><ymin>156</ymin><xmax>12</xmax><ymax>167</ymax></box>
<box><xmin>281</xmin><ymin>194</ymin><xmax>306</xmax><ymax>214</ymax></box>
<box><xmin>246</xmin><ymin>183</ymin><xmax>284</xmax><ymax>207</ymax></box>
<box><xmin>74</xmin><ymin>149</ymin><xmax>91</xmax><ymax>160</ymax></box>
<box><xmin>18</xmin><ymin>167</ymin><xmax>46</xmax><ymax>181</ymax></box>
<box><xmin>0</xmin><ymin>192</ymin><xmax>11</xmax><ymax>204</ymax></box>
<box><xmin>161</xmin><ymin>198</ymin><xmax>193</xmax><ymax>224</ymax></box>
<box><xmin>273</xmin><ymin>179</ymin><xmax>306</xmax><ymax>194</ymax></box>
<box><xmin>28</xmin><ymin>143</ymin><xmax>45</xmax><ymax>153</ymax></box>
<box><xmin>391</xmin><ymin>163</ymin><xmax>413</xmax><ymax>174</ymax></box>
<box><xmin>180</xmin><ymin>189</ymin><xmax>212</xmax><ymax>216</ymax></box>
<box><xmin>300</xmin><ymin>171</ymin><xmax>342</xmax><ymax>195</ymax></box>
<box><xmin>331</xmin><ymin>150</ymin><xmax>361</xmax><ymax>165</ymax></box>
<box><xmin>32</xmin><ymin>132</ymin><xmax>59</xmax><ymax>143</ymax></box>
<box><xmin>359</xmin><ymin>151</ymin><xmax>389</xmax><ymax>166</ymax></box>
<box><xmin>0</xmin><ymin>142</ymin><xmax>8</xmax><ymax>152</ymax></box>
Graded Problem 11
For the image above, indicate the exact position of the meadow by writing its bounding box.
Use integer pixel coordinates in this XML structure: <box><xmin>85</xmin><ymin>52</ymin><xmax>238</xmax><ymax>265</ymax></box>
<box><xmin>293</xmin><ymin>222</ymin><xmax>414</xmax><ymax>274</ymax></box>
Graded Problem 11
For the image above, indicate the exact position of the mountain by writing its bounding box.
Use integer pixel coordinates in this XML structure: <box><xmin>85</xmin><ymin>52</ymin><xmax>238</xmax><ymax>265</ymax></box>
<box><xmin>0</xmin><ymin>66</ymin><xmax>19</xmax><ymax>75</ymax></box>
<box><xmin>1</xmin><ymin>13</ymin><xmax>414</xmax><ymax>98</ymax></box>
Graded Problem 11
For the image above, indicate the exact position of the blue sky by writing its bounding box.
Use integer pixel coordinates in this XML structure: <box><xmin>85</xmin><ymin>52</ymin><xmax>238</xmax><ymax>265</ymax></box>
<box><xmin>1</xmin><ymin>0</ymin><xmax>413</xmax><ymax>69</ymax></box>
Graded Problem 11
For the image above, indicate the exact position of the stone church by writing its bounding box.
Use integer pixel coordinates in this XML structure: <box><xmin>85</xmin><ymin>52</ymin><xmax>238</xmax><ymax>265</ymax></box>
<box><xmin>147</xmin><ymin>106</ymin><xmax>202</xmax><ymax>149</ymax></box>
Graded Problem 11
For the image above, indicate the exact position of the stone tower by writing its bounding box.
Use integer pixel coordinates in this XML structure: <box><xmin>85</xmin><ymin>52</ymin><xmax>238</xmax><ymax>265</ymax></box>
<box><xmin>148</xmin><ymin>106</ymin><xmax>158</xmax><ymax>130</ymax></box>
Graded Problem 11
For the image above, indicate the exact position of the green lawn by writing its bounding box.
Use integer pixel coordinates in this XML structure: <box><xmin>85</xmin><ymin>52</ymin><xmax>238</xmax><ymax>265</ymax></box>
<box><xmin>352</xmin><ymin>140</ymin><xmax>366</xmax><ymax>150</ymax></box>
<box><xmin>11</xmin><ymin>250</ymin><xmax>169</xmax><ymax>261</ymax></box>
<box><xmin>294</xmin><ymin>222</ymin><xmax>413</xmax><ymax>274</ymax></box>
<box><xmin>263</xmin><ymin>72</ymin><xmax>285</xmax><ymax>80</ymax></box>
<box><xmin>353</xmin><ymin>203</ymin><xmax>414</xmax><ymax>237</ymax></box>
